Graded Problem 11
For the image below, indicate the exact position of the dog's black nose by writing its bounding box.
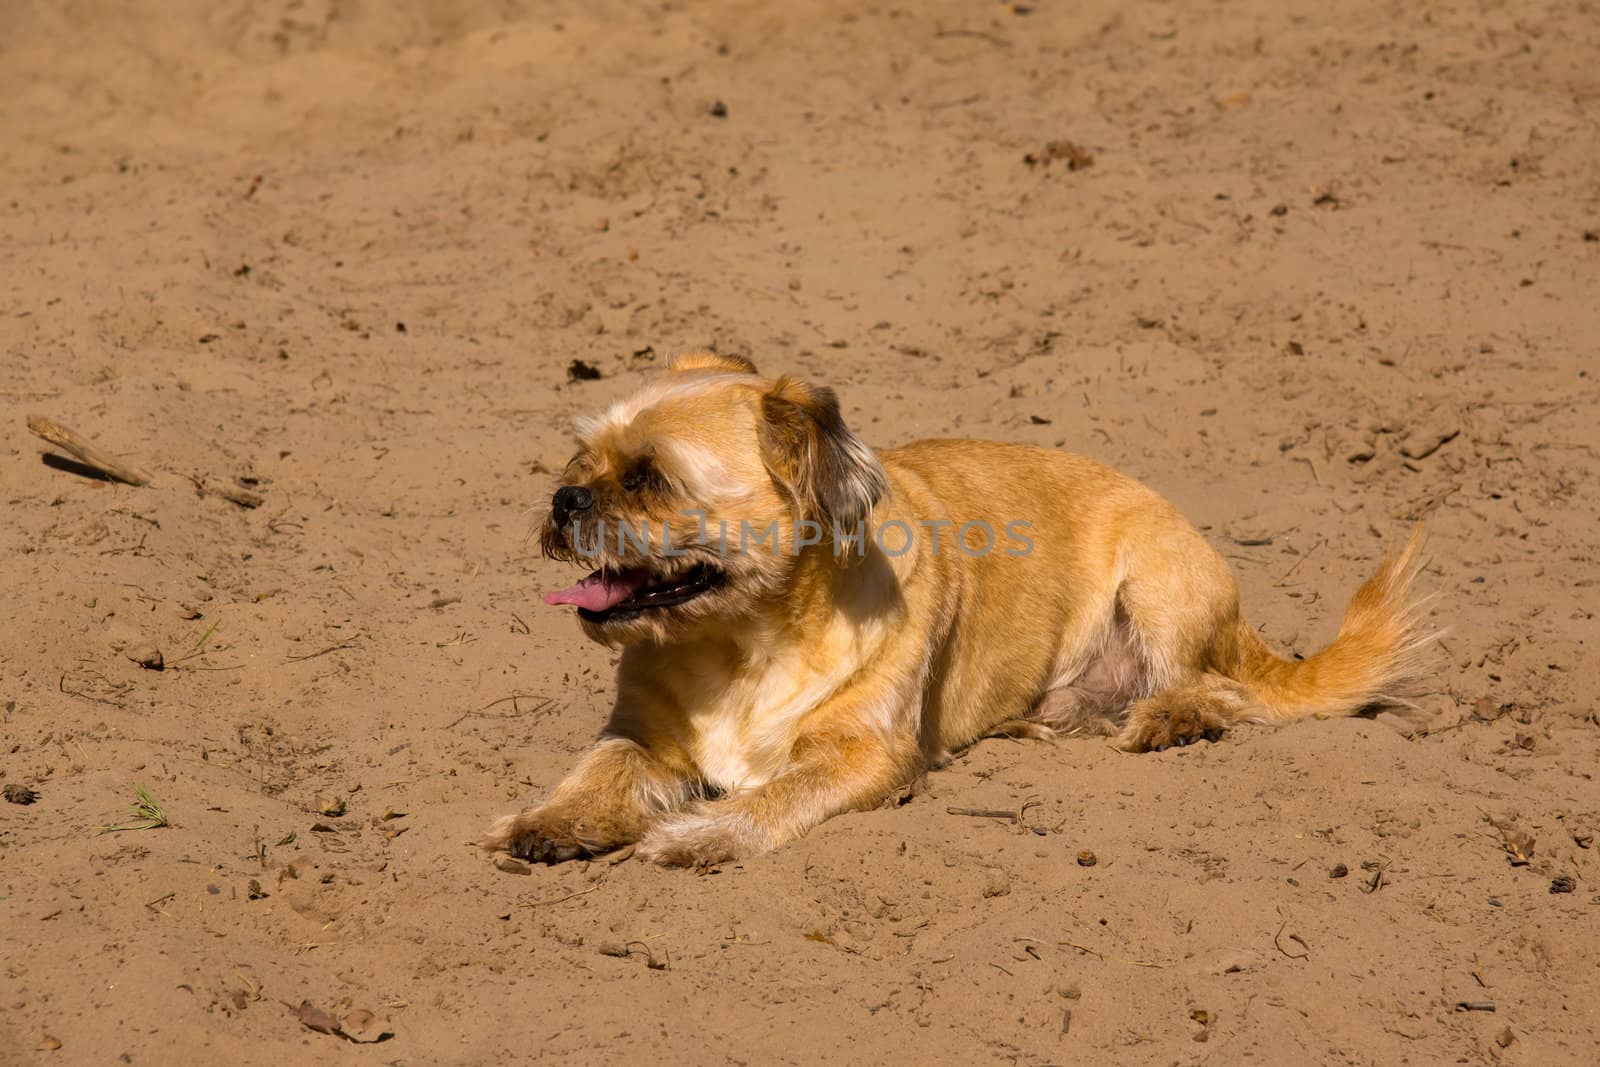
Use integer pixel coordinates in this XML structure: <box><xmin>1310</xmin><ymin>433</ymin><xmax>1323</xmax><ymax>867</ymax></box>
<box><xmin>551</xmin><ymin>485</ymin><xmax>593</xmax><ymax>522</ymax></box>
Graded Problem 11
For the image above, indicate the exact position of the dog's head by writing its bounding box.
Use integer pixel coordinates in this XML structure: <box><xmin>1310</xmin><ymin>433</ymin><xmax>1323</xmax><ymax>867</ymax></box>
<box><xmin>539</xmin><ymin>352</ymin><xmax>889</xmax><ymax>644</ymax></box>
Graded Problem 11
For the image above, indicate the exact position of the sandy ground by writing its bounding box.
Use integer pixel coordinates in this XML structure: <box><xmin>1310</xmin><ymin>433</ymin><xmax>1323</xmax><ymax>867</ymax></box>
<box><xmin>3</xmin><ymin>0</ymin><xmax>1599</xmax><ymax>1062</ymax></box>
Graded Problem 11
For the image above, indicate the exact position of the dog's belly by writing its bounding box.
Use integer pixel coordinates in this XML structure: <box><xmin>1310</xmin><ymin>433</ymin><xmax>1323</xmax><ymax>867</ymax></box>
<box><xmin>1032</xmin><ymin>614</ymin><xmax>1146</xmax><ymax>732</ymax></box>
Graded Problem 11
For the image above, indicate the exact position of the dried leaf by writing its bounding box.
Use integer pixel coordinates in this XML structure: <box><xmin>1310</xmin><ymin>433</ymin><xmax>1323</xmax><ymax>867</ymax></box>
<box><xmin>125</xmin><ymin>643</ymin><xmax>164</xmax><ymax>670</ymax></box>
<box><xmin>1501</xmin><ymin>828</ymin><xmax>1535</xmax><ymax>866</ymax></box>
<box><xmin>297</xmin><ymin>1000</ymin><xmax>340</xmax><ymax>1035</ymax></box>
<box><xmin>340</xmin><ymin>1009</ymin><xmax>392</xmax><ymax>1043</ymax></box>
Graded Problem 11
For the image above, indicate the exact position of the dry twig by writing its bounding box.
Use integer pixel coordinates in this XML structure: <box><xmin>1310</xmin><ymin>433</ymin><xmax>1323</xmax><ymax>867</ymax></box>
<box><xmin>286</xmin><ymin>634</ymin><xmax>363</xmax><ymax>662</ymax></box>
<box><xmin>27</xmin><ymin>414</ymin><xmax>153</xmax><ymax>486</ymax></box>
<box><xmin>1273</xmin><ymin>919</ymin><xmax>1311</xmax><ymax>960</ymax></box>
<box><xmin>1058</xmin><ymin>941</ymin><xmax>1166</xmax><ymax>968</ymax></box>
<box><xmin>518</xmin><ymin>884</ymin><xmax>602</xmax><ymax>909</ymax></box>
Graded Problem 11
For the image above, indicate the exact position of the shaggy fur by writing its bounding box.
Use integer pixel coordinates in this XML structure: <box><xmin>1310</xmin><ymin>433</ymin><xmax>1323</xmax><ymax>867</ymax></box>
<box><xmin>483</xmin><ymin>353</ymin><xmax>1433</xmax><ymax>867</ymax></box>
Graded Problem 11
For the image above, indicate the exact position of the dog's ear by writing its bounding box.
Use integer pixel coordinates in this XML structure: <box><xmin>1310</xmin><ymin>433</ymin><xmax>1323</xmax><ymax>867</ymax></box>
<box><xmin>759</xmin><ymin>376</ymin><xmax>889</xmax><ymax>534</ymax></box>
<box><xmin>668</xmin><ymin>350</ymin><xmax>758</xmax><ymax>375</ymax></box>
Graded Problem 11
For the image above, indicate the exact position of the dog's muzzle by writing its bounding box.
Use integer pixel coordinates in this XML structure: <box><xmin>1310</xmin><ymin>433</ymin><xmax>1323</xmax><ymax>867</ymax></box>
<box><xmin>550</xmin><ymin>485</ymin><xmax>593</xmax><ymax>528</ymax></box>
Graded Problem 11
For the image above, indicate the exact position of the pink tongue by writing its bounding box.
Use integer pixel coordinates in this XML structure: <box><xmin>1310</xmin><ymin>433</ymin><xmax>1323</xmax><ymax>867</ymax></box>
<box><xmin>543</xmin><ymin>570</ymin><xmax>647</xmax><ymax>612</ymax></box>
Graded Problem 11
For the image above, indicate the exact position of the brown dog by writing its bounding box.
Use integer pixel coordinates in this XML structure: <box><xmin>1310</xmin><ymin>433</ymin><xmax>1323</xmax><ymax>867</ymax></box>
<box><xmin>483</xmin><ymin>353</ymin><xmax>1431</xmax><ymax>867</ymax></box>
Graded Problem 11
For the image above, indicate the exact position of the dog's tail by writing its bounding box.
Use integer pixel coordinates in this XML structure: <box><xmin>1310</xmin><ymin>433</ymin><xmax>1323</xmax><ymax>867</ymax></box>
<box><xmin>1234</xmin><ymin>529</ymin><xmax>1434</xmax><ymax>721</ymax></box>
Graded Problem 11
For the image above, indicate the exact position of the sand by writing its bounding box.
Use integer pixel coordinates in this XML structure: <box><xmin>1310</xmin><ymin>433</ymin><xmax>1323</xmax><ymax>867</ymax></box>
<box><xmin>2</xmin><ymin>0</ymin><xmax>1598</xmax><ymax>1062</ymax></box>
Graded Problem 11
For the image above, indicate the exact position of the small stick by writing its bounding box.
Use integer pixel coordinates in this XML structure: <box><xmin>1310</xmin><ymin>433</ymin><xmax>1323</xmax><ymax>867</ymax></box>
<box><xmin>27</xmin><ymin>414</ymin><xmax>153</xmax><ymax>486</ymax></box>
<box><xmin>285</xmin><ymin>634</ymin><xmax>363</xmax><ymax>662</ymax></box>
<box><xmin>1059</xmin><ymin>941</ymin><xmax>1167</xmax><ymax>968</ymax></box>
<box><xmin>482</xmin><ymin>693</ymin><xmax>552</xmax><ymax>712</ymax></box>
<box><xmin>519</xmin><ymin>884</ymin><xmax>601</xmax><ymax>908</ymax></box>
<box><xmin>599</xmin><ymin>940</ymin><xmax>668</xmax><ymax>969</ymax></box>
<box><xmin>947</xmin><ymin>806</ymin><xmax>1020</xmax><ymax>821</ymax></box>
<box><xmin>212</xmin><ymin>483</ymin><xmax>264</xmax><ymax>509</ymax></box>
<box><xmin>445</xmin><ymin>696</ymin><xmax>554</xmax><ymax>730</ymax></box>
<box><xmin>1422</xmin><ymin>718</ymin><xmax>1474</xmax><ymax>736</ymax></box>
<box><xmin>1273</xmin><ymin>539</ymin><xmax>1325</xmax><ymax>587</ymax></box>
<box><xmin>1273</xmin><ymin>919</ymin><xmax>1310</xmax><ymax>960</ymax></box>
<box><xmin>59</xmin><ymin>672</ymin><xmax>125</xmax><ymax>707</ymax></box>
<box><xmin>1455</xmin><ymin>1000</ymin><xmax>1496</xmax><ymax>1013</ymax></box>
<box><xmin>184</xmin><ymin>473</ymin><xmax>264</xmax><ymax>508</ymax></box>
<box><xmin>1362</xmin><ymin>861</ymin><xmax>1389</xmax><ymax>893</ymax></box>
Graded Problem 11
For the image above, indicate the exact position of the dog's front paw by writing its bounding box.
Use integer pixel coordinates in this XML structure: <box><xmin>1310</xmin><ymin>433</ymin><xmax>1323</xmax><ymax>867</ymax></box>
<box><xmin>635</xmin><ymin>811</ymin><xmax>768</xmax><ymax>868</ymax></box>
<box><xmin>481</xmin><ymin>807</ymin><xmax>586</xmax><ymax>864</ymax></box>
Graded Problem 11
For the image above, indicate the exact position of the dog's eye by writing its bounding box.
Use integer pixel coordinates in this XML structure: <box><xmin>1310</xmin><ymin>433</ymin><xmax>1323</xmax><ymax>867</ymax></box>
<box><xmin>621</xmin><ymin>465</ymin><xmax>649</xmax><ymax>492</ymax></box>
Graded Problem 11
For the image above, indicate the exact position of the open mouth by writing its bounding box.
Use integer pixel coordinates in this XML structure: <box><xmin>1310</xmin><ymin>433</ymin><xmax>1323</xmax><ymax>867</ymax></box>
<box><xmin>543</xmin><ymin>563</ymin><xmax>725</xmax><ymax>623</ymax></box>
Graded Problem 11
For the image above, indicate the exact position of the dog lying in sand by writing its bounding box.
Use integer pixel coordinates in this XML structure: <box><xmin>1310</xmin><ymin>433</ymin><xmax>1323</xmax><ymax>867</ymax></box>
<box><xmin>484</xmin><ymin>352</ymin><xmax>1429</xmax><ymax>867</ymax></box>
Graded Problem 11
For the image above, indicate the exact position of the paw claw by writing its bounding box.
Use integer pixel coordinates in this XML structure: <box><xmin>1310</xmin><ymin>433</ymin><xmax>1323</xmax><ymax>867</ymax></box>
<box><xmin>1118</xmin><ymin>698</ymin><xmax>1230</xmax><ymax>753</ymax></box>
<box><xmin>487</xmin><ymin>808</ymin><xmax>587</xmax><ymax>865</ymax></box>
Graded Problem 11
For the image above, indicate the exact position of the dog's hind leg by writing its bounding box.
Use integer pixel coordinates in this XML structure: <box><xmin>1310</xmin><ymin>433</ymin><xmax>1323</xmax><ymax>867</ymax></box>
<box><xmin>1098</xmin><ymin>521</ymin><xmax>1257</xmax><ymax>752</ymax></box>
<box><xmin>1112</xmin><ymin>673</ymin><xmax>1263</xmax><ymax>752</ymax></box>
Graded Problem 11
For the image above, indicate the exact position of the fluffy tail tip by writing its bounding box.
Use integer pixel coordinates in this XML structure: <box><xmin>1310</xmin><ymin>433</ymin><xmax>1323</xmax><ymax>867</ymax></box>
<box><xmin>1345</xmin><ymin>525</ymin><xmax>1441</xmax><ymax>703</ymax></box>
